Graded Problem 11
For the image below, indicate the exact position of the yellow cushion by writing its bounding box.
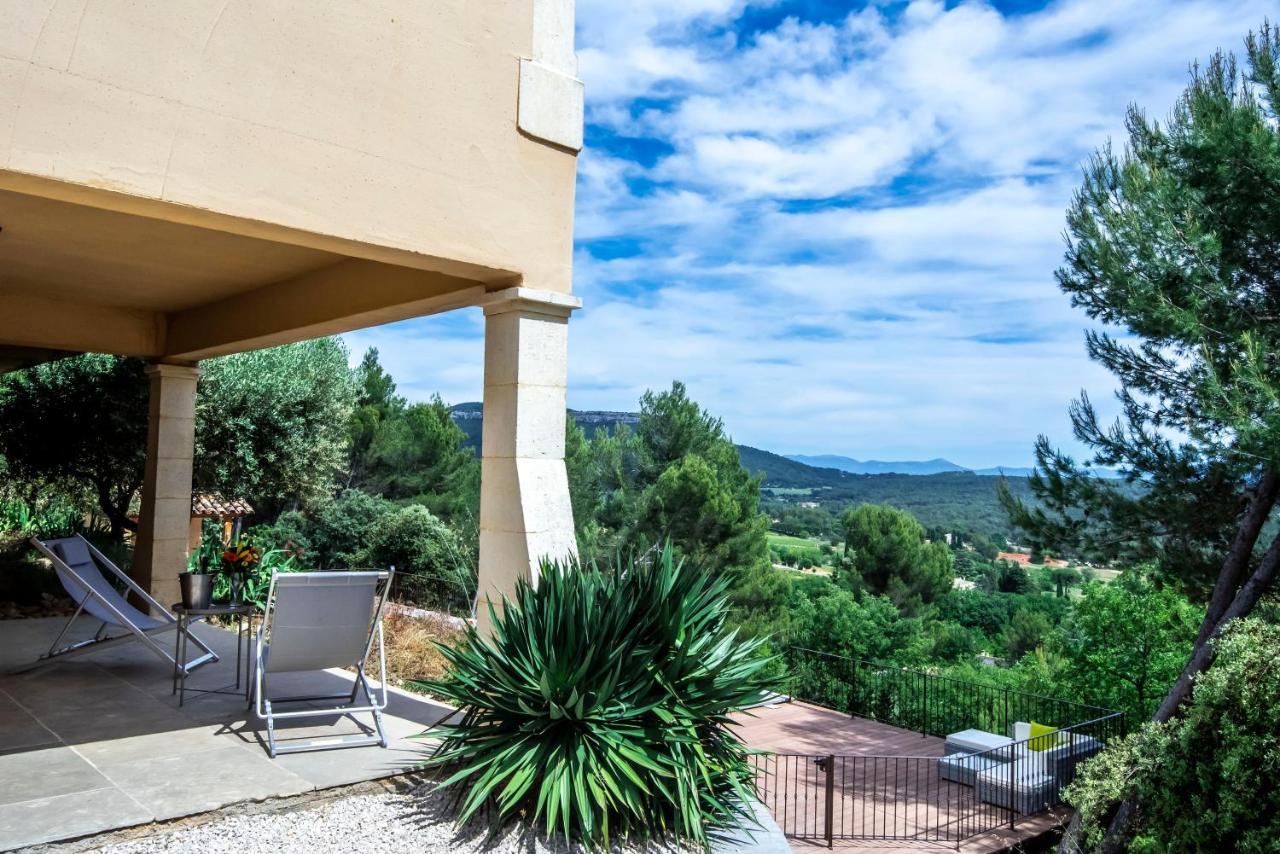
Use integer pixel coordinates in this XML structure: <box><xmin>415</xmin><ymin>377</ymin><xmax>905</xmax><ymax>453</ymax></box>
<box><xmin>1028</xmin><ymin>721</ymin><xmax>1059</xmax><ymax>752</ymax></box>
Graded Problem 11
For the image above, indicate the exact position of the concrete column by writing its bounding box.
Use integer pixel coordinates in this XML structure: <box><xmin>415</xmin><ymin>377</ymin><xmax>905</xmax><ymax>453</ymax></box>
<box><xmin>133</xmin><ymin>362</ymin><xmax>201</xmax><ymax>611</ymax></box>
<box><xmin>476</xmin><ymin>287</ymin><xmax>581</xmax><ymax>634</ymax></box>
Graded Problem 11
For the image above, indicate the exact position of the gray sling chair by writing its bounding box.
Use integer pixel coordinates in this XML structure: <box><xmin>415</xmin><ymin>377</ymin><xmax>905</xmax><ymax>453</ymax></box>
<box><xmin>16</xmin><ymin>535</ymin><xmax>217</xmax><ymax>674</ymax></box>
<box><xmin>253</xmin><ymin>569</ymin><xmax>393</xmax><ymax>757</ymax></box>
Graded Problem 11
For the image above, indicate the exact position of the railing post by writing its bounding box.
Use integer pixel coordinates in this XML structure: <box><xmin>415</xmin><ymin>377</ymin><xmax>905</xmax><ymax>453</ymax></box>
<box><xmin>851</xmin><ymin>659</ymin><xmax>858</xmax><ymax>719</ymax></box>
<box><xmin>824</xmin><ymin>753</ymin><xmax>835</xmax><ymax>848</ymax></box>
<box><xmin>1009</xmin><ymin>745</ymin><xmax>1016</xmax><ymax>830</ymax></box>
<box><xmin>921</xmin><ymin>672</ymin><xmax>928</xmax><ymax>737</ymax></box>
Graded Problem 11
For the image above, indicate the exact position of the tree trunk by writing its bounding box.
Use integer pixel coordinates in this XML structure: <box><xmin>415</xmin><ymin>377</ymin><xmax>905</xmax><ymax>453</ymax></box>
<box><xmin>1098</xmin><ymin>529</ymin><xmax>1280</xmax><ymax>852</ymax></box>
<box><xmin>1191</xmin><ymin>469</ymin><xmax>1279</xmax><ymax>646</ymax></box>
<box><xmin>1152</xmin><ymin>529</ymin><xmax>1280</xmax><ymax>721</ymax></box>
<box><xmin>94</xmin><ymin>482</ymin><xmax>137</xmax><ymax>540</ymax></box>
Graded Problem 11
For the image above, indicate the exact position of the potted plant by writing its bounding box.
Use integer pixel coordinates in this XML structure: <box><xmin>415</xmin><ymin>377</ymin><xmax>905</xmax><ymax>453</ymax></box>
<box><xmin>180</xmin><ymin>532</ymin><xmax>223</xmax><ymax>610</ymax></box>
<box><xmin>221</xmin><ymin>539</ymin><xmax>261</xmax><ymax>606</ymax></box>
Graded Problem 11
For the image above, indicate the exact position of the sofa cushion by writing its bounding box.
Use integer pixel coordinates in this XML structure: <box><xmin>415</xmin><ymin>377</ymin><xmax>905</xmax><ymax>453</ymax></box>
<box><xmin>1028</xmin><ymin>720</ymin><xmax>1060</xmax><ymax>752</ymax></box>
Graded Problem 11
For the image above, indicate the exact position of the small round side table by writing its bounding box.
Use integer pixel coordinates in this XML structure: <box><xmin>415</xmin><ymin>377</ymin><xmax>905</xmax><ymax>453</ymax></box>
<box><xmin>171</xmin><ymin>602</ymin><xmax>253</xmax><ymax>707</ymax></box>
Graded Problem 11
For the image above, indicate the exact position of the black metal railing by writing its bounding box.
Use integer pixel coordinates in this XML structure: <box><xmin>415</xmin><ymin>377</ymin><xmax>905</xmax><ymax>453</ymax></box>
<box><xmin>785</xmin><ymin>646</ymin><xmax>1124</xmax><ymax>742</ymax></box>
<box><xmin>749</xmin><ymin>648</ymin><xmax>1126</xmax><ymax>847</ymax></box>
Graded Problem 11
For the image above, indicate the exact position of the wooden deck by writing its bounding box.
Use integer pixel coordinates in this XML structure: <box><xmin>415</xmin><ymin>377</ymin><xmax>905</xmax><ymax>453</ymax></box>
<box><xmin>731</xmin><ymin>701</ymin><xmax>1068</xmax><ymax>853</ymax></box>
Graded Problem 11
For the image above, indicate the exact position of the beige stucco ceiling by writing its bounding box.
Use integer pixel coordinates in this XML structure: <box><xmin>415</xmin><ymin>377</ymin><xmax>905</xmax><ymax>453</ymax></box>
<box><xmin>0</xmin><ymin>187</ymin><xmax>346</xmax><ymax>313</ymax></box>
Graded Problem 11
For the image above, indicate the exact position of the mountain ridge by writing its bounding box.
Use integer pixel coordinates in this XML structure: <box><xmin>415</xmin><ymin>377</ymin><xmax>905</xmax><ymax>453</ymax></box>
<box><xmin>786</xmin><ymin>453</ymin><xmax>1038</xmax><ymax>477</ymax></box>
<box><xmin>449</xmin><ymin>403</ymin><xmax>1043</xmax><ymax>475</ymax></box>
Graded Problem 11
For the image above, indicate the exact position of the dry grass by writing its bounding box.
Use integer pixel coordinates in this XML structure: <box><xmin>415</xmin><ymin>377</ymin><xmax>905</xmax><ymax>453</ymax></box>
<box><xmin>381</xmin><ymin>610</ymin><xmax>462</xmax><ymax>688</ymax></box>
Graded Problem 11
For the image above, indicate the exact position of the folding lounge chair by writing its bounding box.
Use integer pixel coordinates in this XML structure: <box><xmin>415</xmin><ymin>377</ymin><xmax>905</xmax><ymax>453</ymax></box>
<box><xmin>15</xmin><ymin>535</ymin><xmax>218</xmax><ymax>675</ymax></box>
<box><xmin>253</xmin><ymin>569</ymin><xmax>393</xmax><ymax>757</ymax></box>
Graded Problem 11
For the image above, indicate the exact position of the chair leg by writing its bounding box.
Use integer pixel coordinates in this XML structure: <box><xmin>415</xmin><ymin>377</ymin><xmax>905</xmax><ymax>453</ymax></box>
<box><xmin>263</xmin><ymin>698</ymin><xmax>278</xmax><ymax>758</ymax></box>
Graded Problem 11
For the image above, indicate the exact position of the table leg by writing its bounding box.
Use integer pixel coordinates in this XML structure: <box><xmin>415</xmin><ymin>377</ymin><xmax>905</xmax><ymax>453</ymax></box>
<box><xmin>172</xmin><ymin>613</ymin><xmax>181</xmax><ymax>696</ymax></box>
<box><xmin>246</xmin><ymin>616</ymin><xmax>254</xmax><ymax>709</ymax></box>
<box><xmin>178</xmin><ymin>617</ymin><xmax>186</xmax><ymax>707</ymax></box>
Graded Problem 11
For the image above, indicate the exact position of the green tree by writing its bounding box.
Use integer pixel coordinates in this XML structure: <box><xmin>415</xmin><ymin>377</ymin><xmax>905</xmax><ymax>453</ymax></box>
<box><xmin>0</xmin><ymin>355</ymin><xmax>148</xmax><ymax>538</ymax></box>
<box><xmin>576</xmin><ymin>383</ymin><xmax>770</xmax><ymax>578</ymax></box>
<box><xmin>305</xmin><ymin>488</ymin><xmax>394</xmax><ymax>568</ymax></box>
<box><xmin>839</xmin><ymin>504</ymin><xmax>953</xmax><ymax>612</ymax></box>
<box><xmin>347</xmin><ymin>348</ymin><xmax>404</xmax><ymax>487</ymax></box>
<box><xmin>1000</xmin><ymin>25</ymin><xmax>1280</xmax><ymax>849</ymax></box>
<box><xmin>563</xmin><ymin>418</ymin><xmax>601</xmax><ymax>543</ymax></box>
<box><xmin>1003</xmin><ymin>608</ymin><xmax>1051</xmax><ymax>660</ymax></box>
<box><xmin>360</xmin><ymin>396</ymin><xmax>478</xmax><ymax>521</ymax></box>
<box><xmin>787</xmin><ymin>581</ymin><xmax>927</xmax><ymax>665</ymax></box>
<box><xmin>195</xmin><ymin>338</ymin><xmax>355</xmax><ymax>512</ymax></box>
<box><xmin>565</xmin><ymin>383</ymin><xmax>784</xmax><ymax>636</ymax></box>
<box><xmin>1050</xmin><ymin>566</ymin><xmax>1082</xmax><ymax>597</ymax></box>
<box><xmin>1058</xmin><ymin>576</ymin><xmax>1199</xmax><ymax>721</ymax></box>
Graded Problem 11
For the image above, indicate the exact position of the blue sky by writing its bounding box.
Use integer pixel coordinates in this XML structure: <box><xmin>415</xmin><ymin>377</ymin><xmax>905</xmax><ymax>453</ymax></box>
<box><xmin>346</xmin><ymin>0</ymin><xmax>1269</xmax><ymax>469</ymax></box>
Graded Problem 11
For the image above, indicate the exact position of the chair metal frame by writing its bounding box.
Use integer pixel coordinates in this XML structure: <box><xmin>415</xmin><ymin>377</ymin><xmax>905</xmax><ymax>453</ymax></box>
<box><xmin>253</xmin><ymin>568</ymin><xmax>393</xmax><ymax>757</ymax></box>
<box><xmin>14</xmin><ymin>535</ymin><xmax>218</xmax><ymax>674</ymax></box>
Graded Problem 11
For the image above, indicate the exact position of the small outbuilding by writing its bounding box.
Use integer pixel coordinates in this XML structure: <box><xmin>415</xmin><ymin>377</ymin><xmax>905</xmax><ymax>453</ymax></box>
<box><xmin>189</xmin><ymin>492</ymin><xmax>255</xmax><ymax>552</ymax></box>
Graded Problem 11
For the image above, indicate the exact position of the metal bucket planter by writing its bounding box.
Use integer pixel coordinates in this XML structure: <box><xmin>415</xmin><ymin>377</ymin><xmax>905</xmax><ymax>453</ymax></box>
<box><xmin>179</xmin><ymin>572</ymin><xmax>213</xmax><ymax>610</ymax></box>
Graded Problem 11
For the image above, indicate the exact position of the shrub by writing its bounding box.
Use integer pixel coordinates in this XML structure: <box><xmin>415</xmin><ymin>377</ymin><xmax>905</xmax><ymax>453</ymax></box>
<box><xmin>359</xmin><ymin>504</ymin><xmax>472</xmax><ymax>612</ymax></box>
<box><xmin>309</xmin><ymin>488</ymin><xmax>393</xmax><ymax>567</ymax></box>
<box><xmin>1066</xmin><ymin>618</ymin><xmax>1280</xmax><ymax>852</ymax></box>
<box><xmin>423</xmin><ymin>545</ymin><xmax>778</xmax><ymax>849</ymax></box>
<box><xmin>247</xmin><ymin>511</ymin><xmax>312</xmax><ymax>565</ymax></box>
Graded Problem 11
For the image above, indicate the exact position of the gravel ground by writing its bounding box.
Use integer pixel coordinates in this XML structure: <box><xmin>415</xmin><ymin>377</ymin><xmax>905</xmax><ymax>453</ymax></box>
<box><xmin>88</xmin><ymin>785</ymin><xmax>693</xmax><ymax>854</ymax></box>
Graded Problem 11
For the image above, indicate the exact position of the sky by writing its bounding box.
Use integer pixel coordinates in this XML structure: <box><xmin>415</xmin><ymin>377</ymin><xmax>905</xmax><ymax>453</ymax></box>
<box><xmin>345</xmin><ymin>0</ymin><xmax>1270</xmax><ymax>469</ymax></box>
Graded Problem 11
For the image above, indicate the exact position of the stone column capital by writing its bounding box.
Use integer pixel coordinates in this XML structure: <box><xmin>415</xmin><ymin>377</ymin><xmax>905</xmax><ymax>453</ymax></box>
<box><xmin>144</xmin><ymin>362</ymin><xmax>202</xmax><ymax>381</ymax></box>
<box><xmin>481</xmin><ymin>287</ymin><xmax>581</xmax><ymax>319</ymax></box>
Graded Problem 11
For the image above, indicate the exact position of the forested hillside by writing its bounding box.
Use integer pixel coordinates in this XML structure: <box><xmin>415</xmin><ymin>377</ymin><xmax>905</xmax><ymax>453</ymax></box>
<box><xmin>739</xmin><ymin>445</ymin><xmax>1037</xmax><ymax>540</ymax></box>
<box><xmin>450</xmin><ymin>409</ymin><xmax>1036</xmax><ymax>541</ymax></box>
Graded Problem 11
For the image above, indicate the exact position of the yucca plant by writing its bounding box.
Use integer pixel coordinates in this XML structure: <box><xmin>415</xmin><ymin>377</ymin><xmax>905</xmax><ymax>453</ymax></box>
<box><xmin>422</xmin><ymin>544</ymin><xmax>778</xmax><ymax>849</ymax></box>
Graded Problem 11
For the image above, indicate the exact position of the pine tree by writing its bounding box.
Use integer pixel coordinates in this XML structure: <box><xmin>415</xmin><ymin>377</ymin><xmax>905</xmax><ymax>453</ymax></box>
<box><xmin>1000</xmin><ymin>23</ymin><xmax>1280</xmax><ymax>851</ymax></box>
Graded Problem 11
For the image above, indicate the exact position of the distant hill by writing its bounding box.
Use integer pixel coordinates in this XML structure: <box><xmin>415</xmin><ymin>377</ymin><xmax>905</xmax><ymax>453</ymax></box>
<box><xmin>741</xmin><ymin>445</ymin><xmax>1037</xmax><ymax>539</ymax></box>
<box><xmin>787</xmin><ymin>454</ymin><xmax>969</xmax><ymax>475</ymax></box>
<box><xmin>450</xmin><ymin>403</ymin><xmax>637</xmax><ymax>453</ymax></box>
<box><xmin>785</xmin><ymin>454</ymin><xmax>1112</xmax><ymax>480</ymax></box>
<box><xmin>449</xmin><ymin>405</ymin><xmax>1060</xmax><ymax>539</ymax></box>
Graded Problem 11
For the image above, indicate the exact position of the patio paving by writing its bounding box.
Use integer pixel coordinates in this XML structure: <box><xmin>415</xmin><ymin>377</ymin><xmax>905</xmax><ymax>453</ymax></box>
<box><xmin>0</xmin><ymin>616</ymin><xmax>453</xmax><ymax>850</ymax></box>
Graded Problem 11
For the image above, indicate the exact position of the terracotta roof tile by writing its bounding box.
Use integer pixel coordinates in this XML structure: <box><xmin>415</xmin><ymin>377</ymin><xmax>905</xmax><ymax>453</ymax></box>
<box><xmin>191</xmin><ymin>492</ymin><xmax>254</xmax><ymax>518</ymax></box>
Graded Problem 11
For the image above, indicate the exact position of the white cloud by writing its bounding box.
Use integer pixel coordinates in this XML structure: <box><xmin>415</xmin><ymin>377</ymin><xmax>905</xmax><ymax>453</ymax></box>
<box><xmin>348</xmin><ymin>0</ymin><xmax>1272</xmax><ymax>467</ymax></box>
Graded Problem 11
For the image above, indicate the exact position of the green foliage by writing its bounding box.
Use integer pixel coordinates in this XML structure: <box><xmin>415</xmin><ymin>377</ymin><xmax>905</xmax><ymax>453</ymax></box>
<box><xmin>0</xmin><ymin>355</ymin><xmax>149</xmax><ymax>537</ymax></box>
<box><xmin>347</xmin><ymin>347</ymin><xmax>403</xmax><ymax>488</ymax></box>
<box><xmin>770</xmin><ymin>505</ymin><xmax>838</xmax><ymax>540</ymax></box>
<box><xmin>361</xmin><ymin>396</ymin><xmax>478</xmax><ymax>520</ymax></box>
<box><xmin>1057</xmin><ymin>575</ymin><xmax>1200</xmax><ymax>721</ymax></box>
<box><xmin>937</xmin><ymin>588</ymin><xmax>1069</xmax><ymax>643</ymax></box>
<box><xmin>195</xmin><ymin>338</ymin><xmax>356</xmax><ymax>513</ymax></box>
<box><xmin>1002</xmin><ymin>23</ymin><xmax>1280</xmax><ymax>594</ymax></box>
<box><xmin>564</xmin><ymin>418</ymin><xmax>601</xmax><ymax>541</ymax></box>
<box><xmin>357</xmin><ymin>504</ymin><xmax>473</xmax><ymax>613</ymax></box>
<box><xmin>928</xmin><ymin>621</ymin><xmax>980</xmax><ymax>663</ymax></box>
<box><xmin>566</xmin><ymin>382</ymin><xmax>781</xmax><ymax>634</ymax></box>
<box><xmin>839</xmin><ymin>504</ymin><xmax>953</xmax><ymax>613</ymax></box>
<box><xmin>312</xmin><ymin>489</ymin><xmax>395</xmax><ymax>567</ymax></box>
<box><xmin>1067</xmin><ymin>618</ymin><xmax>1280</xmax><ymax>852</ymax></box>
<box><xmin>210</xmin><ymin>546</ymin><xmax>301</xmax><ymax>611</ymax></box>
<box><xmin>785</xmin><ymin>579</ymin><xmax>928</xmax><ymax>666</ymax></box>
<box><xmin>1003</xmin><ymin>608</ymin><xmax>1052</xmax><ymax>660</ymax></box>
<box><xmin>186</xmin><ymin>519</ymin><xmax>227</xmax><ymax>572</ymax></box>
<box><xmin>0</xmin><ymin>493</ymin><xmax>85</xmax><ymax>540</ymax></box>
<box><xmin>423</xmin><ymin>546</ymin><xmax>777</xmax><ymax>849</ymax></box>
<box><xmin>246</xmin><ymin>511</ymin><xmax>312</xmax><ymax>563</ymax></box>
